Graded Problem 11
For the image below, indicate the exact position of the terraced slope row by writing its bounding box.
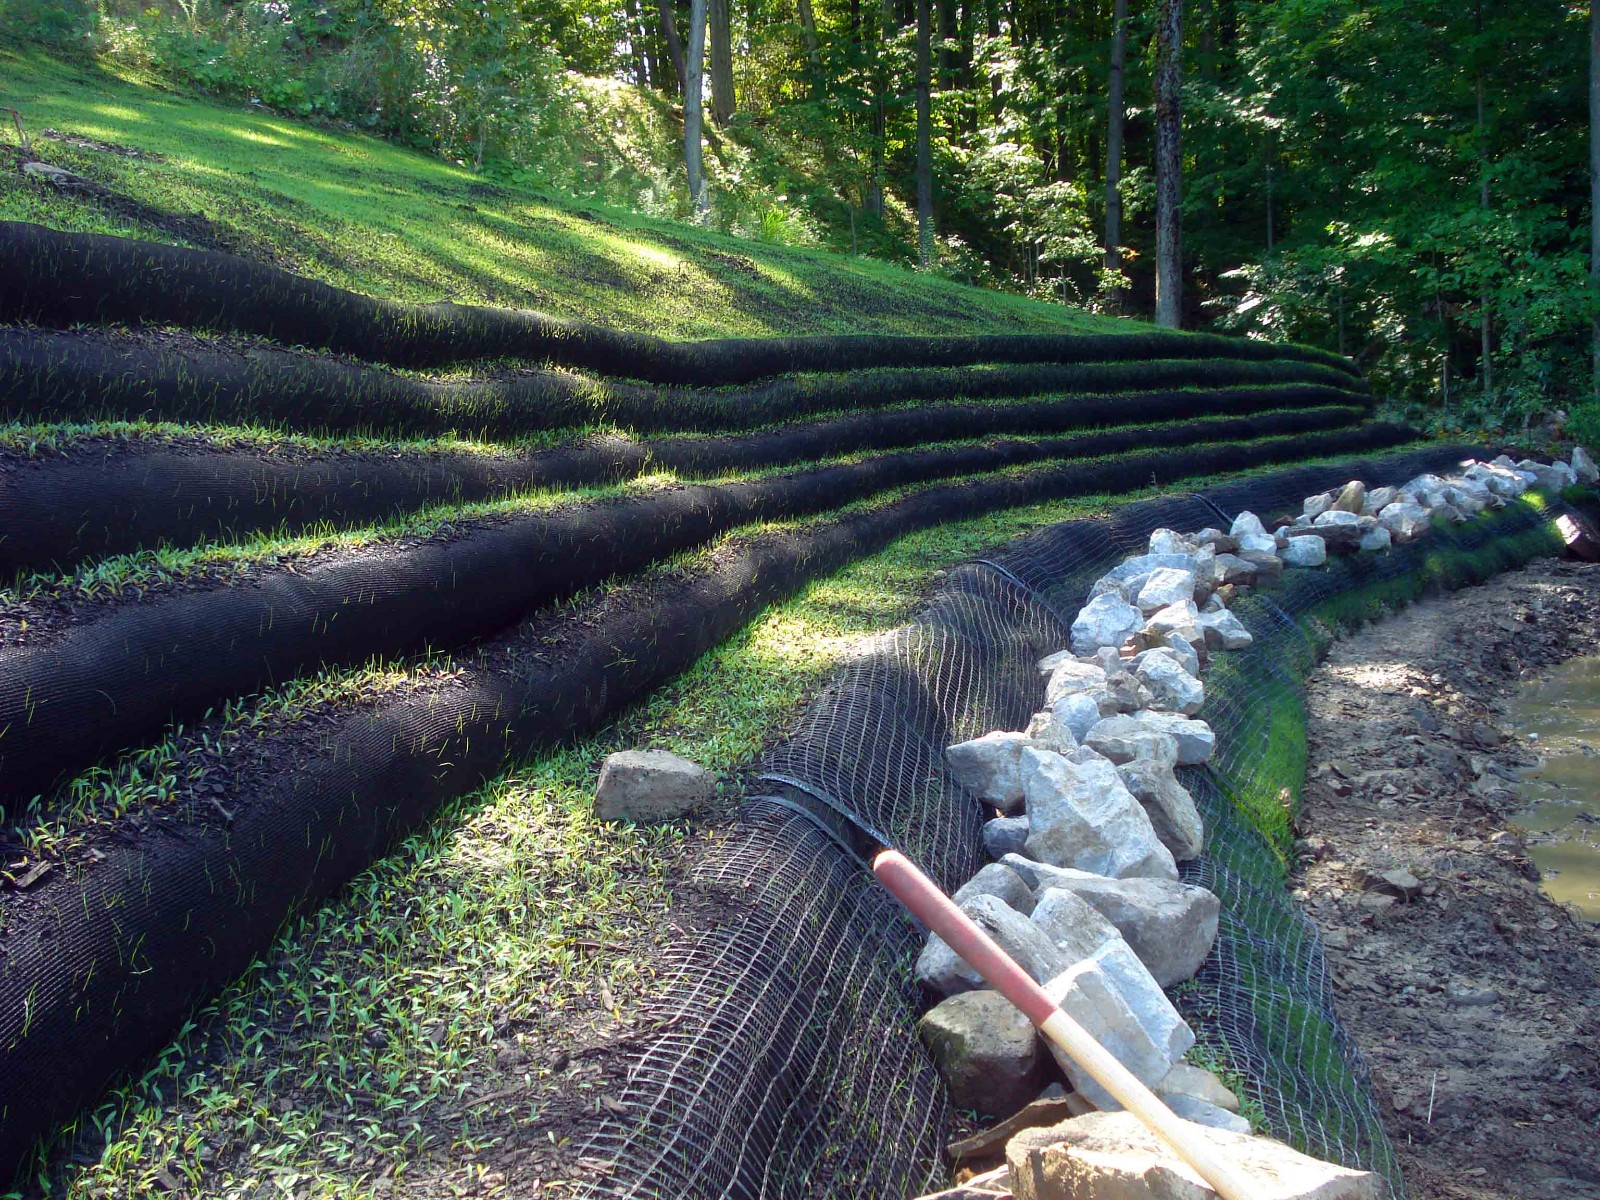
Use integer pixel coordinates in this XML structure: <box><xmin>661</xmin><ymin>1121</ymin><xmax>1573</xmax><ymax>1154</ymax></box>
<box><xmin>2</xmin><ymin>223</ymin><xmax>1363</xmax><ymax>381</ymax></box>
<box><xmin>0</xmin><ymin>225</ymin><xmax>1401</xmax><ymax>1184</ymax></box>
<box><xmin>0</xmin><ymin>434</ymin><xmax>1445</xmax><ymax>1179</ymax></box>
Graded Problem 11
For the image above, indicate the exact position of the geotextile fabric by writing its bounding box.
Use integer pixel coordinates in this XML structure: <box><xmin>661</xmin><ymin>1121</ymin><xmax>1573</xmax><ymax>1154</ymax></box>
<box><xmin>0</xmin><ymin>326</ymin><xmax>1365</xmax><ymax>439</ymax></box>
<box><xmin>2</xmin><ymin>223</ymin><xmax>1361</xmax><ymax>382</ymax></box>
<box><xmin>0</xmin><ymin>412</ymin><xmax>1385</xmax><ymax>807</ymax></box>
<box><xmin>0</xmin><ymin>391</ymin><xmax>1367</xmax><ymax>576</ymax></box>
<box><xmin>0</xmin><ymin>434</ymin><xmax>1430</xmax><ymax>1178</ymax></box>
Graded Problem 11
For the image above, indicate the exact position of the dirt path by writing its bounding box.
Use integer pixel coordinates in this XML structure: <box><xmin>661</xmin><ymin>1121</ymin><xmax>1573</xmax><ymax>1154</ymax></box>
<box><xmin>1295</xmin><ymin>557</ymin><xmax>1600</xmax><ymax>1200</ymax></box>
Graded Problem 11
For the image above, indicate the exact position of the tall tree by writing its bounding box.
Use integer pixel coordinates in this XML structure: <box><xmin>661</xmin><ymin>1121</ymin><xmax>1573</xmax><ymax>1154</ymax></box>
<box><xmin>685</xmin><ymin>0</ymin><xmax>710</xmax><ymax>217</ymax></box>
<box><xmin>1104</xmin><ymin>0</ymin><xmax>1129</xmax><ymax>289</ymax></box>
<box><xmin>797</xmin><ymin>0</ymin><xmax>825</xmax><ymax>89</ymax></box>
<box><xmin>656</xmin><ymin>0</ymin><xmax>687</xmax><ymax>93</ymax></box>
<box><xmin>1154</xmin><ymin>0</ymin><xmax>1183</xmax><ymax>328</ymax></box>
<box><xmin>916</xmin><ymin>0</ymin><xmax>936</xmax><ymax>265</ymax></box>
<box><xmin>1591</xmin><ymin>0</ymin><xmax>1599</xmax><ymax>394</ymax></box>
<box><xmin>708</xmin><ymin>0</ymin><xmax>736</xmax><ymax>122</ymax></box>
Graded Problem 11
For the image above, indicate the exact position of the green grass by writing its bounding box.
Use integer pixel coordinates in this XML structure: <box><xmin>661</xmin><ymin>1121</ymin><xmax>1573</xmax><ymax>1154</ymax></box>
<box><xmin>0</xmin><ymin>49</ymin><xmax>1131</xmax><ymax>341</ymax></box>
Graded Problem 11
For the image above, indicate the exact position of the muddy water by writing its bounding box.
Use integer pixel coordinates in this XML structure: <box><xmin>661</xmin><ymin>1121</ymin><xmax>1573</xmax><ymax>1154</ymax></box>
<box><xmin>1510</xmin><ymin>656</ymin><xmax>1600</xmax><ymax>921</ymax></box>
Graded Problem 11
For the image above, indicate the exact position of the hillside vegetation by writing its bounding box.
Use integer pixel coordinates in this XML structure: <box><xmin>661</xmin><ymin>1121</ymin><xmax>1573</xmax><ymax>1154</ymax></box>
<box><xmin>0</xmin><ymin>49</ymin><xmax>1125</xmax><ymax>340</ymax></box>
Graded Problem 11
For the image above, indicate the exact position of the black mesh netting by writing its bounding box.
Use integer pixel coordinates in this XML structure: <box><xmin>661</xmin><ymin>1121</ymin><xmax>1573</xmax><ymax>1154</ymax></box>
<box><xmin>571</xmin><ymin>445</ymin><xmax>1571</xmax><ymax>1200</ymax></box>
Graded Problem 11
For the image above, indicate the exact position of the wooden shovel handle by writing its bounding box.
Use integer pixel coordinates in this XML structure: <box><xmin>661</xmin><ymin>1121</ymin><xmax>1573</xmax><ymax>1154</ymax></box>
<box><xmin>873</xmin><ymin>849</ymin><xmax>1259</xmax><ymax>1200</ymax></box>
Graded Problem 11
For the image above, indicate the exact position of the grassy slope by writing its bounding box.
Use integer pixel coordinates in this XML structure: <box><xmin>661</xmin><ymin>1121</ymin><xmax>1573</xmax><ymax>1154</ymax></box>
<box><xmin>0</xmin><ymin>50</ymin><xmax>1128</xmax><ymax>341</ymax></box>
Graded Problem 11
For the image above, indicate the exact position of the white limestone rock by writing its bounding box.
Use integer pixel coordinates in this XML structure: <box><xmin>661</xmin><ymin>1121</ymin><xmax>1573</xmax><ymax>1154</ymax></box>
<box><xmin>1165</xmin><ymin>1094</ymin><xmax>1253</xmax><ymax>1134</ymax></box>
<box><xmin>1021</xmin><ymin>749</ymin><xmax>1178</xmax><ymax>881</ymax></box>
<box><xmin>1028</xmin><ymin>885</ymin><xmax>1121</xmax><ymax>963</ymax></box>
<box><xmin>916</xmin><ymin>893</ymin><xmax>1068</xmax><ymax>995</ymax></box>
<box><xmin>1573</xmin><ymin>444</ymin><xmax>1598</xmax><ymax>484</ymax></box>
<box><xmin>1115</xmin><ymin>759</ymin><xmax>1205</xmax><ymax>862</ymax></box>
<box><xmin>1071</xmin><ymin>594</ymin><xmax>1144</xmax><ymax>655</ymax></box>
<box><xmin>1358</xmin><ymin>523</ymin><xmax>1391</xmax><ymax>552</ymax></box>
<box><xmin>1006</xmin><ymin>1111</ymin><xmax>1379</xmax><ymax>1200</ymax></box>
<box><xmin>983</xmin><ymin>815</ymin><xmax>1031</xmax><ymax>860</ymax></box>
<box><xmin>1156</xmin><ymin>1062</ymin><xmax>1241</xmax><ymax>1114</ymax></box>
<box><xmin>1377</xmin><ymin>500</ymin><xmax>1430</xmax><ymax>541</ymax></box>
<box><xmin>953</xmin><ymin>861</ymin><xmax>1038</xmax><ymax>916</ymax></box>
<box><xmin>1144</xmin><ymin>599</ymin><xmax>1205</xmax><ymax>648</ymax></box>
<box><xmin>1036</xmin><ymin>941</ymin><xmax>1195</xmax><ymax>1110</ymax></box>
<box><xmin>1135</xmin><ymin>567</ymin><xmax>1199</xmax><ymax>615</ymax></box>
<box><xmin>947</xmin><ymin>731</ymin><xmax>1037</xmax><ymax>812</ymax></box>
<box><xmin>1130</xmin><ymin>711</ymin><xmax>1215</xmax><ymax>765</ymax></box>
<box><xmin>1195</xmin><ymin>607</ymin><xmax>1252</xmax><ymax>651</ymax></box>
<box><xmin>1229</xmin><ymin>511</ymin><xmax>1267</xmax><ymax>539</ymax></box>
<box><xmin>1084</xmin><ymin>716</ymin><xmax>1180</xmax><ymax>768</ymax></box>
<box><xmin>1049</xmin><ymin>692</ymin><xmax>1105</xmax><ymax>743</ymax></box>
<box><xmin>1235</xmin><ymin>531</ymin><xmax>1279</xmax><ymax>556</ymax></box>
<box><xmin>1013</xmin><ymin>868</ymin><xmax>1219</xmax><ymax>988</ymax></box>
<box><xmin>1281</xmin><ymin>534</ymin><xmax>1328</xmax><ymax>568</ymax></box>
<box><xmin>1302</xmin><ymin>492</ymin><xmax>1334</xmax><ymax>519</ymax></box>
<box><xmin>1044</xmin><ymin>658</ymin><xmax>1109</xmax><ymax>705</ymax></box>
<box><xmin>1148</xmin><ymin>528</ymin><xmax>1193</xmax><ymax>556</ymax></box>
<box><xmin>1026</xmin><ymin>710</ymin><xmax>1078</xmax><ymax>755</ymax></box>
<box><xmin>1134</xmin><ymin>649</ymin><xmax>1205</xmax><ymax>716</ymax></box>
<box><xmin>595</xmin><ymin>750</ymin><xmax>715</xmax><ymax>822</ymax></box>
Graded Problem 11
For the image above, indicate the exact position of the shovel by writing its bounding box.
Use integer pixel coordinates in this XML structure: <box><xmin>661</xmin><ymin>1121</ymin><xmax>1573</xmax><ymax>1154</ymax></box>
<box><xmin>873</xmin><ymin>848</ymin><xmax>1259</xmax><ymax>1200</ymax></box>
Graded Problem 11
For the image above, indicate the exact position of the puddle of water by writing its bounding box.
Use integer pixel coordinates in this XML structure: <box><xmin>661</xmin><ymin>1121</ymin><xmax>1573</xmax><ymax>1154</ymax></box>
<box><xmin>1510</xmin><ymin>656</ymin><xmax>1600</xmax><ymax>921</ymax></box>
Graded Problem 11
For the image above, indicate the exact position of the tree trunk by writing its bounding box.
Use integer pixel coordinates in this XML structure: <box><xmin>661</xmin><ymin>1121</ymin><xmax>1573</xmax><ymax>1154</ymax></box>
<box><xmin>916</xmin><ymin>0</ymin><xmax>935</xmax><ymax>266</ymax></box>
<box><xmin>1590</xmin><ymin>0</ymin><xmax>1598</xmax><ymax>393</ymax></box>
<box><xmin>625</xmin><ymin>0</ymin><xmax>651</xmax><ymax>86</ymax></box>
<box><xmin>657</xmin><ymin>0</ymin><xmax>688</xmax><ymax>94</ymax></box>
<box><xmin>685</xmin><ymin>0</ymin><xmax>709</xmax><ymax>217</ymax></box>
<box><xmin>1103</xmin><ymin>0</ymin><xmax>1128</xmax><ymax>283</ymax></box>
<box><xmin>868</xmin><ymin>0</ymin><xmax>895</xmax><ymax>217</ymax></box>
<box><xmin>1154</xmin><ymin>0</ymin><xmax>1184</xmax><ymax>328</ymax></box>
<box><xmin>1477</xmin><ymin>56</ymin><xmax>1492</xmax><ymax>396</ymax></box>
<box><xmin>797</xmin><ymin>0</ymin><xmax>825</xmax><ymax>87</ymax></box>
<box><xmin>709</xmin><ymin>0</ymin><xmax>736</xmax><ymax>122</ymax></box>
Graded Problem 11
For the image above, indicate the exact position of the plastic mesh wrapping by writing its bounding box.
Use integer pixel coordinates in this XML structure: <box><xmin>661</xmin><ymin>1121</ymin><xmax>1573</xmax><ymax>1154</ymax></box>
<box><xmin>575</xmin><ymin>445</ymin><xmax>1545</xmax><ymax>1200</ymax></box>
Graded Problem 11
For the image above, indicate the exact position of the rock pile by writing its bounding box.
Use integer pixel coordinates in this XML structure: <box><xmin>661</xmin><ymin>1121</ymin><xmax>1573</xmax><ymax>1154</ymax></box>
<box><xmin>912</xmin><ymin>452</ymin><xmax>1590</xmax><ymax>1199</ymax></box>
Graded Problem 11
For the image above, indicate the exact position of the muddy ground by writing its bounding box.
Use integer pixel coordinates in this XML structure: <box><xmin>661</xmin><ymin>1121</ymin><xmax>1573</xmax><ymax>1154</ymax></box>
<box><xmin>1295</xmin><ymin>556</ymin><xmax>1600</xmax><ymax>1200</ymax></box>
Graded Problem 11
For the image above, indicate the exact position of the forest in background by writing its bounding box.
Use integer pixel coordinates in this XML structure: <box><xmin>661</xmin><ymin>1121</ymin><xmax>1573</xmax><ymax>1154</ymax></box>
<box><xmin>5</xmin><ymin>0</ymin><xmax>1598</xmax><ymax>440</ymax></box>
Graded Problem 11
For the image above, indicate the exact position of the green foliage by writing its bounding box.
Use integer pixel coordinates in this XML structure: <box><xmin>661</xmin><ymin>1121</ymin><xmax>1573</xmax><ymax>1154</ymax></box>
<box><xmin>1569</xmin><ymin>402</ymin><xmax>1600</xmax><ymax>447</ymax></box>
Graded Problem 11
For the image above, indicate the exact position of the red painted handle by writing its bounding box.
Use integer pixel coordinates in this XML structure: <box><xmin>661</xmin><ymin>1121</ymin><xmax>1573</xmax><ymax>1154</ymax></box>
<box><xmin>873</xmin><ymin>848</ymin><xmax>1060</xmax><ymax>1026</ymax></box>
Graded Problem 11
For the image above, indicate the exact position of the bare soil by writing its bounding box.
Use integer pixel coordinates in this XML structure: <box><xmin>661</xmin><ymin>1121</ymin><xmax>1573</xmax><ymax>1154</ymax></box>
<box><xmin>1295</xmin><ymin>557</ymin><xmax>1600</xmax><ymax>1200</ymax></box>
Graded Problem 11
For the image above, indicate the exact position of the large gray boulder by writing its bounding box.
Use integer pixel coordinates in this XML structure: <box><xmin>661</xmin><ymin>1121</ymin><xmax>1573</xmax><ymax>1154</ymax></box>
<box><xmin>1195</xmin><ymin>607</ymin><xmax>1252</xmax><ymax>651</ymax></box>
<box><xmin>1006</xmin><ymin>1111</ymin><xmax>1379</xmax><ymax>1200</ymax></box>
<box><xmin>954</xmin><ymin>861</ymin><xmax>1038</xmax><ymax>915</ymax></box>
<box><xmin>1028</xmin><ymin>885</ymin><xmax>1122</xmax><ymax>963</ymax></box>
<box><xmin>1023</xmin><ymin>869</ymin><xmax>1219</xmax><ymax>988</ymax></box>
<box><xmin>1143</xmin><ymin>599</ymin><xmax>1205</xmax><ymax>648</ymax></box>
<box><xmin>1071</xmin><ymin>594</ymin><xmax>1144</xmax><ymax>655</ymax></box>
<box><xmin>1378</xmin><ymin>500</ymin><xmax>1431</xmax><ymax>541</ymax></box>
<box><xmin>919</xmin><ymin>990</ymin><xmax>1044</xmax><ymax>1119</ymax></box>
<box><xmin>1130</xmin><ymin>711</ymin><xmax>1215</xmax><ymax>764</ymax></box>
<box><xmin>1156</xmin><ymin>1062</ymin><xmax>1241</xmax><ymax>1114</ymax></box>
<box><xmin>1210</xmin><ymin>553</ymin><xmax>1258</xmax><ymax>586</ymax></box>
<box><xmin>1022</xmin><ymin>749</ymin><xmax>1178</xmax><ymax>880</ymax></box>
<box><xmin>1116</xmin><ymin>759</ymin><xmax>1205</xmax><ymax>862</ymax></box>
<box><xmin>1026</xmin><ymin>710</ymin><xmax>1079</xmax><ymax>755</ymax></box>
<box><xmin>947</xmin><ymin>731</ymin><xmax>1037</xmax><ymax>812</ymax></box>
<box><xmin>983</xmin><ymin>815</ymin><xmax>1031</xmax><ymax>859</ymax></box>
<box><xmin>1573</xmin><ymin>444</ymin><xmax>1598</xmax><ymax>484</ymax></box>
<box><xmin>1083</xmin><ymin>716</ymin><xmax>1180</xmax><ymax>768</ymax></box>
<box><xmin>595</xmin><ymin>749</ymin><xmax>715</xmax><ymax>821</ymax></box>
<box><xmin>1134</xmin><ymin>567</ymin><xmax>1197</xmax><ymax>615</ymax></box>
<box><xmin>1037</xmin><ymin>940</ymin><xmax>1194</xmax><ymax>1110</ymax></box>
<box><xmin>1044</xmin><ymin>658</ymin><xmax>1108</xmax><ymax>704</ymax></box>
<box><xmin>1281</xmin><ymin>534</ymin><xmax>1327</xmax><ymax>568</ymax></box>
<box><xmin>1133</xmin><ymin>649</ymin><xmax>1205</xmax><ymax>716</ymax></box>
<box><xmin>916</xmin><ymin>894</ymin><xmax>1068</xmax><ymax>995</ymax></box>
<box><xmin>1049</xmin><ymin>692</ymin><xmax>1104</xmax><ymax>742</ymax></box>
